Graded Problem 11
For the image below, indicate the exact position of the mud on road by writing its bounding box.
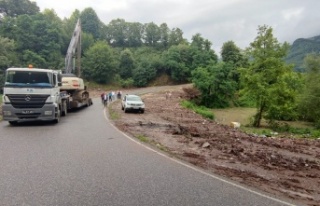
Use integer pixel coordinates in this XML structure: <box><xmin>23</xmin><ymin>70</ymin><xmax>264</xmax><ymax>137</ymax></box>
<box><xmin>102</xmin><ymin>85</ymin><xmax>320</xmax><ymax>206</ymax></box>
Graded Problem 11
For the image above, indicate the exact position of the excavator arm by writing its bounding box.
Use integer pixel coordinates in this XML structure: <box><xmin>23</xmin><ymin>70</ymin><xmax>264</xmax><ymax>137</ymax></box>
<box><xmin>65</xmin><ymin>19</ymin><xmax>81</xmax><ymax>76</ymax></box>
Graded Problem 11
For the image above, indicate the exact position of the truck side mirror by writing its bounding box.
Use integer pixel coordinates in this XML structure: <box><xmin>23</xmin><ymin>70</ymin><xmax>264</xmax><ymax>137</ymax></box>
<box><xmin>58</xmin><ymin>82</ymin><xmax>62</xmax><ymax>87</ymax></box>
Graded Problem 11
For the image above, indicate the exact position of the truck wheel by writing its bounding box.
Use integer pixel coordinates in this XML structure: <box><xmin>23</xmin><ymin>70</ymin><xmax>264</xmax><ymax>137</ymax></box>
<box><xmin>62</xmin><ymin>101</ymin><xmax>67</xmax><ymax>116</ymax></box>
<box><xmin>53</xmin><ymin>108</ymin><xmax>61</xmax><ymax>124</ymax></box>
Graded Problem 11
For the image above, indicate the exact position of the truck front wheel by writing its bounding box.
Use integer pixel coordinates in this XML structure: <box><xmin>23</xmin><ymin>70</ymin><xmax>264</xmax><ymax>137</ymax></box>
<box><xmin>53</xmin><ymin>107</ymin><xmax>61</xmax><ymax>124</ymax></box>
<box><xmin>61</xmin><ymin>101</ymin><xmax>68</xmax><ymax>116</ymax></box>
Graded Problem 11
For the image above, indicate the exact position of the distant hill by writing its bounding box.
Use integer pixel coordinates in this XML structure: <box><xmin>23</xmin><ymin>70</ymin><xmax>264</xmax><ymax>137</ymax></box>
<box><xmin>286</xmin><ymin>35</ymin><xmax>320</xmax><ymax>72</ymax></box>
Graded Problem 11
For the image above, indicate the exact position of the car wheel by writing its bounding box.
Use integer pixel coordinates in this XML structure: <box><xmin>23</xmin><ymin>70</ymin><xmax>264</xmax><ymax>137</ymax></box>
<box><xmin>141</xmin><ymin>109</ymin><xmax>145</xmax><ymax>114</ymax></box>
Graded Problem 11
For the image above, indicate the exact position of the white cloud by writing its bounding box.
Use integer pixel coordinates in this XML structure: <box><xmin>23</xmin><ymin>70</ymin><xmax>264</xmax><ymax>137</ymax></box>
<box><xmin>282</xmin><ymin>8</ymin><xmax>304</xmax><ymax>21</ymax></box>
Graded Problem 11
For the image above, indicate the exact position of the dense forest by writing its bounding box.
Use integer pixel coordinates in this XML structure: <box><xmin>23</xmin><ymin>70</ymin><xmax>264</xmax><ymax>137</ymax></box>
<box><xmin>1</xmin><ymin>0</ymin><xmax>320</xmax><ymax>128</ymax></box>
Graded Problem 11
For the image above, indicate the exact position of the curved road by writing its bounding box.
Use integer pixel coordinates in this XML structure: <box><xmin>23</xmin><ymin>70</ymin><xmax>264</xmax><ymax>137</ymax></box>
<box><xmin>0</xmin><ymin>98</ymin><xmax>296</xmax><ymax>206</ymax></box>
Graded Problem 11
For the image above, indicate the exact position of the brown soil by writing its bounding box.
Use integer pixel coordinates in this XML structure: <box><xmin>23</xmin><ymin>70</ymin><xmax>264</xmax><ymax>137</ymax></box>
<box><xmin>98</xmin><ymin>86</ymin><xmax>320</xmax><ymax>206</ymax></box>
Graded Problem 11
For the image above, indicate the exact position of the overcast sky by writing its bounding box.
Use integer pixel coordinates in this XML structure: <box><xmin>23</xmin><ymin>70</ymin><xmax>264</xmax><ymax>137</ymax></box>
<box><xmin>34</xmin><ymin>0</ymin><xmax>320</xmax><ymax>53</ymax></box>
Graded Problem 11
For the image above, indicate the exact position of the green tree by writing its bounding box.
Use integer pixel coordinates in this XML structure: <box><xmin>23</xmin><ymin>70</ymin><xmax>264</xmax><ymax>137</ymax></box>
<box><xmin>0</xmin><ymin>0</ymin><xmax>39</xmax><ymax>17</ymax></box>
<box><xmin>0</xmin><ymin>16</ymin><xmax>18</xmax><ymax>38</ymax></box>
<box><xmin>221</xmin><ymin>41</ymin><xmax>248</xmax><ymax>89</ymax></box>
<box><xmin>80</xmin><ymin>8</ymin><xmax>101</xmax><ymax>39</ymax></box>
<box><xmin>21</xmin><ymin>50</ymin><xmax>46</xmax><ymax>68</ymax></box>
<box><xmin>144</xmin><ymin>22</ymin><xmax>160</xmax><ymax>47</ymax></box>
<box><xmin>159</xmin><ymin>23</ymin><xmax>169</xmax><ymax>49</ymax></box>
<box><xmin>221</xmin><ymin>41</ymin><xmax>246</xmax><ymax>67</ymax></box>
<box><xmin>133</xmin><ymin>58</ymin><xmax>156</xmax><ymax>87</ymax></box>
<box><xmin>169</xmin><ymin>28</ymin><xmax>184</xmax><ymax>46</ymax></box>
<box><xmin>127</xmin><ymin>22</ymin><xmax>143</xmax><ymax>47</ymax></box>
<box><xmin>240</xmin><ymin>25</ymin><xmax>295</xmax><ymax>127</ymax></box>
<box><xmin>82</xmin><ymin>41</ymin><xmax>117</xmax><ymax>84</ymax></box>
<box><xmin>0</xmin><ymin>36</ymin><xmax>15</xmax><ymax>68</ymax></box>
<box><xmin>298</xmin><ymin>54</ymin><xmax>320</xmax><ymax>126</ymax></box>
<box><xmin>192</xmin><ymin>62</ymin><xmax>237</xmax><ymax>108</ymax></box>
<box><xmin>5</xmin><ymin>12</ymin><xmax>63</xmax><ymax>68</ymax></box>
<box><xmin>0</xmin><ymin>36</ymin><xmax>16</xmax><ymax>86</ymax></box>
<box><xmin>81</xmin><ymin>32</ymin><xmax>95</xmax><ymax>55</ymax></box>
<box><xmin>119</xmin><ymin>48</ymin><xmax>136</xmax><ymax>79</ymax></box>
<box><xmin>107</xmin><ymin>18</ymin><xmax>128</xmax><ymax>47</ymax></box>
<box><xmin>265</xmin><ymin>72</ymin><xmax>301</xmax><ymax>122</ymax></box>
<box><xmin>190</xmin><ymin>33</ymin><xmax>218</xmax><ymax>69</ymax></box>
<box><xmin>164</xmin><ymin>44</ymin><xmax>193</xmax><ymax>83</ymax></box>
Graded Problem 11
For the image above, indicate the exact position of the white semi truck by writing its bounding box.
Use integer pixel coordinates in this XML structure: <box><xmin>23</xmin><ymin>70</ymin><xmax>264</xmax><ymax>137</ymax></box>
<box><xmin>1</xmin><ymin>67</ymin><xmax>92</xmax><ymax>125</ymax></box>
<box><xmin>1</xmin><ymin>19</ymin><xmax>92</xmax><ymax>125</ymax></box>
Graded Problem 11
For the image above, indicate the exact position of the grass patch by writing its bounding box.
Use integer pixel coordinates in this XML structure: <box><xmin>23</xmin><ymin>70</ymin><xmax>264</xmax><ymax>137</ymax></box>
<box><xmin>212</xmin><ymin>107</ymin><xmax>319</xmax><ymax>139</ymax></box>
<box><xmin>108</xmin><ymin>105</ymin><xmax>120</xmax><ymax>120</ymax></box>
<box><xmin>155</xmin><ymin>143</ymin><xmax>168</xmax><ymax>152</ymax></box>
<box><xmin>181</xmin><ymin>100</ymin><xmax>214</xmax><ymax>120</ymax></box>
<box><xmin>136</xmin><ymin>134</ymin><xmax>149</xmax><ymax>143</ymax></box>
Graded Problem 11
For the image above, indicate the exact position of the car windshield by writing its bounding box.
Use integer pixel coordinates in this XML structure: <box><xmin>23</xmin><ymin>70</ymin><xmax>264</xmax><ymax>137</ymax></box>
<box><xmin>4</xmin><ymin>70</ymin><xmax>53</xmax><ymax>88</ymax></box>
<box><xmin>127</xmin><ymin>96</ymin><xmax>142</xmax><ymax>101</ymax></box>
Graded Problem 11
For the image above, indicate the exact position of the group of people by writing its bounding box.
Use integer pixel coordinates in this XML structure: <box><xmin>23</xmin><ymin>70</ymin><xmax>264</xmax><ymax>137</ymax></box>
<box><xmin>101</xmin><ymin>91</ymin><xmax>122</xmax><ymax>106</ymax></box>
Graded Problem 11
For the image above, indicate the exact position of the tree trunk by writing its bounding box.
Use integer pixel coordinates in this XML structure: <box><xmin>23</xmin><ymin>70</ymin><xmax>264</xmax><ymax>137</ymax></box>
<box><xmin>253</xmin><ymin>100</ymin><xmax>265</xmax><ymax>127</ymax></box>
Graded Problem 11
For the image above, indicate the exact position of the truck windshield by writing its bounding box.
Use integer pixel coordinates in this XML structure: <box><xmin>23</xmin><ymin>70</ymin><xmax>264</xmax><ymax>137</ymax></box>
<box><xmin>4</xmin><ymin>71</ymin><xmax>53</xmax><ymax>88</ymax></box>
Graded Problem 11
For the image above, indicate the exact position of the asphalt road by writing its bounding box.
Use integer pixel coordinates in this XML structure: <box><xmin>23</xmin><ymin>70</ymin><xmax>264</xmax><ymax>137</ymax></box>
<box><xmin>0</xmin><ymin>98</ymin><xmax>297</xmax><ymax>206</ymax></box>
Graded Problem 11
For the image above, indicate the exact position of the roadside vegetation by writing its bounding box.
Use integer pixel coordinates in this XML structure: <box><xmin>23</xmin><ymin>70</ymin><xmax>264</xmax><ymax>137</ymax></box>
<box><xmin>1</xmin><ymin>1</ymin><xmax>320</xmax><ymax>138</ymax></box>
<box><xmin>107</xmin><ymin>106</ymin><xmax>120</xmax><ymax>120</ymax></box>
<box><xmin>135</xmin><ymin>134</ymin><xmax>149</xmax><ymax>143</ymax></box>
<box><xmin>181</xmin><ymin>100</ymin><xmax>214</xmax><ymax>120</ymax></box>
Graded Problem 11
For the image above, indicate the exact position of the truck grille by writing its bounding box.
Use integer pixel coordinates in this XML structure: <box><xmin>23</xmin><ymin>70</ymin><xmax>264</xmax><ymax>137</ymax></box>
<box><xmin>16</xmin><ymin>113</ymin><xmax>42</xmax><ymax>119</ymax></box>
<box><xmin>7</xmin><ymin>94</ymin><xmax>50</xmax><ymax>109</ymax></box>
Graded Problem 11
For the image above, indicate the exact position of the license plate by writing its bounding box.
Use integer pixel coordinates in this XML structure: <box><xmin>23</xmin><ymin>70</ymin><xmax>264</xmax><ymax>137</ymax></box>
<box><xmin>22</xmin><ymin>110</ymin><xmax>33</xmax><ymax>114</ymax></box>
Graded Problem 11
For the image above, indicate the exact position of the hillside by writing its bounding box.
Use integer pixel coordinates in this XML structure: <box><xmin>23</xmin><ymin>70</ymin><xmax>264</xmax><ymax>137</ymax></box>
<box><xmin>286</xmin><ymin>35</ymin><xmax>320</xmax><ymax>71</ymax></box>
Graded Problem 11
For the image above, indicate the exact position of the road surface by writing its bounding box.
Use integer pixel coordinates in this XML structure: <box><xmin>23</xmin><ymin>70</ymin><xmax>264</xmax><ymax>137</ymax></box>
<box><xmin>0</xmin><ymin>98</ymin><xmax>297</xmax><ymax>206</ymax></box>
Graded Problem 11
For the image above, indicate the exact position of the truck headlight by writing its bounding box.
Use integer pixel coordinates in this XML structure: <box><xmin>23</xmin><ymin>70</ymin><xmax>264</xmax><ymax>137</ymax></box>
<box><xmin>45</xmin><ymin>96</ymin><xmax>53</xmax><ymax>103</ymax></box>
<box><xmin>3</xmin><ymin>95</ymin><xmax>10</xmax><ymax>103</ymax></box>
<box><xmin>3</xmin><ymin>111</ymin><xmax>12</xmax><ymax>116</ymax></box>
<box><xmin>44</xmin><ymin>111</ymin><xmax>53</xmax><ymax>115</ymax></box>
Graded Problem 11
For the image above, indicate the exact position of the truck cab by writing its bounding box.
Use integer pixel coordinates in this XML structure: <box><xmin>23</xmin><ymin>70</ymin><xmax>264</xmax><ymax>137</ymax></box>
<box><xmin>1</xmin><ymin>67</ymin><xmax>62</xmax><ymax>125</ymax></box>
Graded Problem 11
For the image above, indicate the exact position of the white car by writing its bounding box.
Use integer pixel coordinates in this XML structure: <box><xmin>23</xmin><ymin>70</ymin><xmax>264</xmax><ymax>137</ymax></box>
<box><xmin>121</xmin><ymin>94</ymin><xmax>145</xmax><ymax>113</ymax></box>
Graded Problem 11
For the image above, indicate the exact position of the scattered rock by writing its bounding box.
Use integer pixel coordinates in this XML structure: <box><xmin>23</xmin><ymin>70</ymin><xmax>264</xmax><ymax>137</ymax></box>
<box><xmin>202</xmin><ymin>142</ymin><xmax>211</xmax><ymax>148</ymax></box>
<box><xmin>230</xmin><ymin>122</ymin><xmax>241</xmax><ymax>128</ymax></box>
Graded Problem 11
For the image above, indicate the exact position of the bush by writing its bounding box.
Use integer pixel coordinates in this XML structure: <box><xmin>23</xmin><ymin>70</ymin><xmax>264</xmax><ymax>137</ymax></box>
<box><xmin>181</xmin><ymin>100</ymin><xmax>214</xmax><ymax>120</ymax></box>
<box><xmin>182</xmin><ymin>86</ymin><xmax>201</xmax><ymax>100</ymax></box>
<box><xmin>120</xmin><ymin>78</ymin><xmax>134</xmax><ymax>88</ymax></box>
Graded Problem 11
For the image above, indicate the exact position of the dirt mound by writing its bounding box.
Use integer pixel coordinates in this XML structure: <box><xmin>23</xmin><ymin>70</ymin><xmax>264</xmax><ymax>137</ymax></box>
<box><xmin>109</xmin><ymin>86</ymin><xmax>320</xmax><ymax>206</ymax></box>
